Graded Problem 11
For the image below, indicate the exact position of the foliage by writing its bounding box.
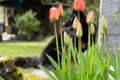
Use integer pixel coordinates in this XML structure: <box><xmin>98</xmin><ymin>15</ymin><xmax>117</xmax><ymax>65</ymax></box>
<box><xmin>43</xmin><ymin>0</ymin><xmax>73</xmax><ymax>4</ymax></box>
<box><xmin>85</xmin><ymin>0</ymin><xmax>100</xmax><ymax>25</ymax></box>
<box><xmin>41</xmin><ymin>42</ymin><xmax>117</xmax><ymax>80</ymax></box>
<box><xmin>62</xmin><ymin>7</ymin><xmax>73</xmax><ymax>22</ymax></box>
<box><xmin>41</xmin><ymin>33</ymin><xmax>120</xmax><ymax>80</ymax></box>
<box><xmin>14</xmin><ymin>10</ymin><xmax>41</xmax><ymax>40</ymax></box>
<box><xmin>0</xmin><ymin>76</ymin><xmax>4</xmax><ymax>80</ymax></box>
<box><xmin>0</xmin><ymin>7</ymin><xmax>3</xmax><ymax>19</ymax></box>
<box><xmin>114</xmin><ymin>8</ymin><xmax>120</xmax><ymax>23</ymax></box>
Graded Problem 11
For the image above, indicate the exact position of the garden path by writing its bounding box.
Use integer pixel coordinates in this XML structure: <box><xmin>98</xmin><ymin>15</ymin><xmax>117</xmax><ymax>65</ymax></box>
<box><xmin>31</xmin><ymin>69</ymin><xmax>49</xmax><ymax>79</ymax></box>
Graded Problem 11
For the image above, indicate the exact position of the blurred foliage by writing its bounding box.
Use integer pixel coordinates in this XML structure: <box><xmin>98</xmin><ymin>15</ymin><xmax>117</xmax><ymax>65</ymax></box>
<box><xmin>85</xmin><ymin>0</ymin><xmax>100</xmax><ymax>25</ymax></box>
<box><xmin>0</xmin><ymin>77</ymin><xmax>4</xmax><ymax>80</ymax></box>
<box><xmin>114</xmin><ymin>8</ymin><xmax>120</xmax><ymax>24</ymax></box>
<box><xmin>5</xmin><ymin>26</ymin><xmax>12</xmax><ymax>34</ymax></box>
<box><xmin>62</xmin><ymin>7</ymin><xmax>73</xmax><ymax>22</ymax></box>
<box><xmin>0</xmin><ymin>7</ymin><xmax>3</xmax><ymax>19</ymax></box>
<box><xmin>13</xmin><ymin>10</ymin><xmax>41</xmax><ymax>40</ymax></box>
<box><xmin>43</xmin><ymin>0</ymin><xmax>73</xmax><ymax>4</ymax></box>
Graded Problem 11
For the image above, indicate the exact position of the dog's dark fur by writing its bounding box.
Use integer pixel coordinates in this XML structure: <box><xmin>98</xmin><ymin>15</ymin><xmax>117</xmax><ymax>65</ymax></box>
<box><xmin>14</xmin><ymin>10</ymin><xmax>96</xmax><ymax>69</ymax></box>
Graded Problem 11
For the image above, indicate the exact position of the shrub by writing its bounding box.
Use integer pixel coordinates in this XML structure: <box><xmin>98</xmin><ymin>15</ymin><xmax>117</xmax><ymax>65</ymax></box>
<box><xmin>14</xmin><ymin>10</ymin><xmax>41</xmax><ymax>40</ymax></box>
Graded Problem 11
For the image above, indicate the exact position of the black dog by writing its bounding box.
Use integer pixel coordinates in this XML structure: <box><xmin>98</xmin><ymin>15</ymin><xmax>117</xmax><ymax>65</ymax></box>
<box><xmin>14</xmin><ymin>10</ymin><xmax>96</xmax><ymax>69</ymax></box>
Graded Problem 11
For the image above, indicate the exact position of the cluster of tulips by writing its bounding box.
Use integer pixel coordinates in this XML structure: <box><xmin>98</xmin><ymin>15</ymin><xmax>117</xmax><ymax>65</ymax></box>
<box><xmin>40</xmin><ymin>0</ymin><xmax>120</xmax><ymax>80</ymax></box>
<box><xmin>48</xmin><ymin>0</ymin><xmax>96</xmax><ymax>65</ymax></box>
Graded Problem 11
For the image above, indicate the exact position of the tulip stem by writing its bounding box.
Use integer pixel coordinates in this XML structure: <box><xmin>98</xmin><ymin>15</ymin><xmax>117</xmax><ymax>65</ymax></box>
<box><xmin>78</xmin><ymin>38</ymin><xmax>82</xmax><ymax>80</ymax></box>
<box><xmin>106</xmin><ymin>31</ymin><xmax>110</xmax><ymax>79</ymax></box>
<box><xmin>74</xmin><ymin>30</ymin><xmax>76</xmax><ymax>48</ymax></box>
<box><xmin>105</xmin><ymin>31</ymin><xmax>110</xmax><ymax>53</ymax></box>
<box><xmin>54</xmin><ymin>22</ymin><xmax>60</xmax><ymax>66</ymax></box>
<box><xmin>78</xmin><ymin>12</ymin><xmax>83</xmax><ymax>79</ymax></box>
<box><xmin>78</xmin><ymin>12</ymin><xmax>80</xmax><ymax>22</ymax></box>
<box><xmin>88</xmin><ymin>25</ymin><xmax>91</xmax><ymax>49</ymax></box>
<box><xmin>101</xmin><ymin>35</ymin><xmax>105</xmax><ymax>57</ymax></box>
<box><xmin>78</xmin><ymin>38</ymin><xmax>81</xmax><ymax>54</ymax></box>
<box><xmin>92</xmin><ymin>35</ymin><xmax>94</xmax><ymax>45</ymax></box>
<box><xmin>60</xmin><ymin>18</ymin><xmax>63</xmax><ymax>51</ymax></box>
<box><xmin>77</xmin><ymin>11</ymin><xmax>80</xmax><ymax>49</ymax></box>
<box><xmin>60</xmin><ymin>18</ymin><xmax>63</xmax><ymax>52</ymax></box>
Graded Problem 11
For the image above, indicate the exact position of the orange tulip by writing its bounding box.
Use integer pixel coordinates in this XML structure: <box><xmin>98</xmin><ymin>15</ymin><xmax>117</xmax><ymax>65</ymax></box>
<box><xmin>49</xmin><ymin>7</ymin><xmax>59</xmax><ymax>21</ymax></box>
<box><xmin>74</xmin><ymin>0</ymin><xmax>85</xmax><ymax>11</ymax></box>
<box><xmin>58</xmin><ymin>3</ymin><xmax>64</xmax><ymax>16</ymax></box>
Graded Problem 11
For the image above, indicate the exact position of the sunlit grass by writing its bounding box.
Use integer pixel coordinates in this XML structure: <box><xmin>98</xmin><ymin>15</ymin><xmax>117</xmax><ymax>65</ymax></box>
<box><xmin>0</xmin><ymin>36</ymin><xmax>53</xmax><ymax>58</ymax></box>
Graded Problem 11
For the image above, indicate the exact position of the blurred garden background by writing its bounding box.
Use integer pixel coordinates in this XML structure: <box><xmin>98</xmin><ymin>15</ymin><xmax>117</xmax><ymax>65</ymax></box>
<box><xmin>0</xmin><ymin>0</ymin><xmax>99</xmax><ymax>57</ymax></box>
<box><xmin>1</xmin><ymin>0</ymin><xmax>120</xmax><ymax>80</ymax></box>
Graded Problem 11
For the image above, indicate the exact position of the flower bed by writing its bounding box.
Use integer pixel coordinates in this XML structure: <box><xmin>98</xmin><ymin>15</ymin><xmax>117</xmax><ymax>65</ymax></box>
<box><xmin>0</xmin><ymin>57</ymin><xmax>49</xmax><ymax>80</ymax></box>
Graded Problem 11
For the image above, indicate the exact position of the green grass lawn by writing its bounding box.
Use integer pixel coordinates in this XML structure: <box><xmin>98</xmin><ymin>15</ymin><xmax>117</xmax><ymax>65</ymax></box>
<box><xmin>0</xmin><ymin>36</ymin><xmax>53</xmax><ymax>58</ymax></box>
<box><xmin>0</xmin><ymin>36</ymin><xmax>54</xmax><ymax>77</ymax></box>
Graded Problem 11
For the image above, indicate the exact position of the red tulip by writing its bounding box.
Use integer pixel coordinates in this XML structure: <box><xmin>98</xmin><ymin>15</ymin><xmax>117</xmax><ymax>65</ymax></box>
<box><xmin>74</xmin><ymin>0</ymin><xmax>85</xmax><ymax>11</ymax></box>
<box><xmin>49</xmin><ymin>7</ymin><xmax>59</xmax><ymax>21</ymax></box>
<box><xmin>58</xmin><ymin>3</ymin><xmax>64</xmax><ymax>16</ymax></box>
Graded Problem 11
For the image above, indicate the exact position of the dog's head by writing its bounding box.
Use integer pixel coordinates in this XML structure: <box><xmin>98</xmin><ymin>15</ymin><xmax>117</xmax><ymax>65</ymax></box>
<box><xmin>62</xmin><ymin>10</ymin><xmax>87</xmax><ymax>28</ymax></box>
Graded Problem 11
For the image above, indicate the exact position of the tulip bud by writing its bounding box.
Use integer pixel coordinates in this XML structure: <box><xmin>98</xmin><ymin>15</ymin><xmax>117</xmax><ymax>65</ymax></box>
<box><xmin>58</xmin><ymin>3</ymin><xmax>64</xmax><ymax>16</ymax></box>
<box><xmin>101</xmin><ymin>28</ymin><xmax>105</xmax><ymax>39</ymax></box>
<box><xmin>64</xmin><ymin>32</ymin><xmax>70</xmax><ymax>46</ymax></box>
<box><xmin>86</xmin><ymin>11</ymin><xmax>94</xmax><ymax>24</ymax></box>
<box><xmin>72</xmin><ymin>17</ymin><xmax>79</xmax><ymax>30</ymax></box>
<box><xmin>90</xmin><ymin>24</ymin><xmax>95</xmax><ymax>35</ymax></box>
<box><xmin>102</xmin><ymin>16</ymin><xmax>108</xmax><ymax>31</ymax></box>
<box><xmin>49</xmin><ymin>7</ymin><xmax>59</xmax><ymax>21</ymax></box>
<box><xmin>101</xmin><ymin>28</ymin><xmax>105</xmax><ymax>36</ymax></box>
<box><xmin>74</xmin><ymin>0</ymin><xmax>85</xmax><ymax>11</ymax></box>
<box><xmin>76</xmin><ymin>23</ymin><xmax>83</xmax><ymax>38</ymax></box>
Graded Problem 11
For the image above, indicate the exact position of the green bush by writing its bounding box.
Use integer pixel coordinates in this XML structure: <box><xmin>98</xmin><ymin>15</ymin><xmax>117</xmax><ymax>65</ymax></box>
<box><xmin>14</xmin><ymin>10</ymin><xmax>41</xmax><ymax>40</ymax></box>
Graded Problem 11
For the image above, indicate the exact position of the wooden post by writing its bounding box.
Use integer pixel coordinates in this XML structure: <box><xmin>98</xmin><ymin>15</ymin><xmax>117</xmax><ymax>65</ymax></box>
<box><xmin>98</xmin><ymin>0</ymin><xmax>103</xmax><ymax>46</ymax></box>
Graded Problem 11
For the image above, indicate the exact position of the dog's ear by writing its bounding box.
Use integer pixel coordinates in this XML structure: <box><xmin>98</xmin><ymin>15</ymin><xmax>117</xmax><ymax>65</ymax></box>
<box><xmin>62</xmin><ymin>10</ymin><xmax>87</xmax><ymax>28</ymax></box>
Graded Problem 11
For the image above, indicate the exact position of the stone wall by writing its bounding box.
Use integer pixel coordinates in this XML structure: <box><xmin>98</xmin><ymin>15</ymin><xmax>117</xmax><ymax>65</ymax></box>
<box><xmin>100</xmin><ymin>0</ymin><xmax>120</xmax><ymax>53</ymax></box>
